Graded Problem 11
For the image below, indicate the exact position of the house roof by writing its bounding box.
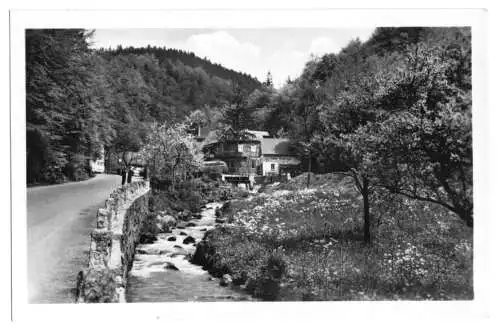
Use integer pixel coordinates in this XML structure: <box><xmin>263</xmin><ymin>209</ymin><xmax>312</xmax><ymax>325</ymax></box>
<box><xmin>202</xmin><ymin>130</ymin><xmax>219</xmax><ymax>145</ymax></box>
<box><xmin>202</xmin><ymin>128</ymin><xmax>263</xmax><ymax>146</ymax></box>
<box><xmin>261</xmin><ymin>138</ymin><xmax>295</xmax><ymax>156</ymax></box>
<box><xmin>244</xmin><ymin>130</ymin><xmax>270</xmax><ymax>139</ymax></box>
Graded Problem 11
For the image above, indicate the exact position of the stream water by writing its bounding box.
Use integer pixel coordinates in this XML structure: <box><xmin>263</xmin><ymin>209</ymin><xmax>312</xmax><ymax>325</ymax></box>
<box><xmin>126</xmin><ymin>202</ymin><xmax>253</xmax><ymax>302</ymax></box>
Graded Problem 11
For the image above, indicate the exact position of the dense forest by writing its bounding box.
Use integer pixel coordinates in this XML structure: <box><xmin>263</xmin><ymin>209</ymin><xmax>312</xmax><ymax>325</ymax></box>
<box><xmin>26</xmin><ymin>29</ymin><xmax>261</xmax><ymax>184</ymax></box>
<box><xmin>26</xmin><ymin>27</ymin><xmax>472</xmax><ymax>228</ymax></box>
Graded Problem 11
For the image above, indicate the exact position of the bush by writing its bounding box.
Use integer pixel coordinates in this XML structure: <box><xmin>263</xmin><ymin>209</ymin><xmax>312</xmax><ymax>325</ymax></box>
<box><xmin>39</xmin><ymin>151</ymin><xmax>68</xmax><ymax>184</ymax></box>
<box><xmin>40</xmin><ymin>165</ymin><xmax>66</xmax><ymax>184</ymax></box>
<box><xmin>64</xmin><ymin>153</ymin><xmax>91</xmax><ymax>181</ymax></box>
<box><xmin>191</xmin><ymin>226</ymin><xmax>288</xmax><ymax>300</ymax></box>
<box><xmin>247</xmin><ymin>249</ymin><xmax>287</xmax><ymax>301</ymax></box>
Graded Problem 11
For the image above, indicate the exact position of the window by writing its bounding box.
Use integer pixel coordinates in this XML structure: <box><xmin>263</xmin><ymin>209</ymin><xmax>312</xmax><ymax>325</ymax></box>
<box><xmin>251</xmin><ymin>159</ymin><xmax>256</xmax><ymax>169</ymax></box>
<box><xmin>271</xmin><ymin>163</ymin><xmax>276</xmax><ymax>170</ymax></box>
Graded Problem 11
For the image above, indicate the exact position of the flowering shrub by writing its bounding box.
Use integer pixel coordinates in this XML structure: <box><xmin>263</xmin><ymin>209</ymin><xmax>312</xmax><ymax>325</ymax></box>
<box><xmin>382</xmin><ymin>243</ymin><xmax>429</xmax><ymax>287</ymax></box>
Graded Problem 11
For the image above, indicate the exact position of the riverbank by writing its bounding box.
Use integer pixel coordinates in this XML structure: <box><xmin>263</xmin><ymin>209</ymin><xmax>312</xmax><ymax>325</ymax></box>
<box><xmin>191</xmin><ymin>173</ymin><xmax>473</xmax><ymax>301</ymax></box>
<box><xmin>127</xmin><ymin>202</ymin><xmax>252</xmax><ymax>302</ymax></box>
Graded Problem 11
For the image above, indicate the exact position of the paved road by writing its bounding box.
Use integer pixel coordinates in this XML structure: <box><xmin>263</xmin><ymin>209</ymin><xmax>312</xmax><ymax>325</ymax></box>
<box><xmin>27</xmin><ymin>174</ymin><xmax>122</xmax><ymax>303</ymax></box>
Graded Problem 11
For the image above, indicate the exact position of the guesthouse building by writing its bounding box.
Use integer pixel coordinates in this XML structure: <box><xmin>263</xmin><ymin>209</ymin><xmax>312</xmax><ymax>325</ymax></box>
<box><xmin>260</xmin><ymin>138</ymin><xmax>301</xmax><ymax>176</ymax></box>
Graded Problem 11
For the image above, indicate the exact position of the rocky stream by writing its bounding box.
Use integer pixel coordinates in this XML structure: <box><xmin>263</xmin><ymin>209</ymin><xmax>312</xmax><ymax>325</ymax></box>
<box><xmin>126</xmin><ymin>202</ymin><xmax>253</xmax><ymax>302</ymax></box>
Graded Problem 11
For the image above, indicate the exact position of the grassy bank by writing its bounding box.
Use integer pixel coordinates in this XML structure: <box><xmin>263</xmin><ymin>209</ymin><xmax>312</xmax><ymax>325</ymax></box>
<box><xmin>148</xmin><ymin>177</ymin><xmax>250</xmax><ymax>213</ymax></box>
<box><xmin>140</xmin><ymin>177</ymin><xmax>250</xmax><ymax>243</ymax></box>
<box><xmin>193</xmin><ymin>173</ymin><xmax>473</xmax><ymax>301</ymax></box>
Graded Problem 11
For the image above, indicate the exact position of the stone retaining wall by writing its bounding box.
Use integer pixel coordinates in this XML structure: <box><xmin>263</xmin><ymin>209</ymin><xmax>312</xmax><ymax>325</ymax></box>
<box><xmin>76</xmin><ymin>180</ymin><xmax>150</xmax><ymax>303</ymax></box>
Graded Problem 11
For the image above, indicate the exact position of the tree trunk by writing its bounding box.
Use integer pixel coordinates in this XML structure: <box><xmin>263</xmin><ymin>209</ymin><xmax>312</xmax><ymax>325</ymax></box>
<box><xmin>362</xmin><ymin>177</ymin><xmax>370</xmax><ymax>244</ymax></box>
<box><xmin>307</xmin><ymin>152</ymin><xmax>312</xmax><ymax>188</ymax></box>
<box><xmin>457</xmin><ymin>209</ymin><xmax>473</xmax><ymax>228</ymax></box>
<box><xmin>171</xmin><ymin>163</ymin><xmax>175</xmax><ymax>192</ymax></box>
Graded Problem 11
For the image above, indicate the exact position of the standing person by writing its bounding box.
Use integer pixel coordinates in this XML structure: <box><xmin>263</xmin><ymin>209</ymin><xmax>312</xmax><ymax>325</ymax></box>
<box><xmin>127</xmin><ymin>167</ymin><xmax>133</xmax><ymax>184</ymax></box>
<box><xmin>121</xmin><ymin>167</ymin><xmax>126</xmax><ymax>186</ymax></box>
<box><xmin>249</xmin><ymin>174</ymin><xmax>255</xmax><ymax>190</ymax></box>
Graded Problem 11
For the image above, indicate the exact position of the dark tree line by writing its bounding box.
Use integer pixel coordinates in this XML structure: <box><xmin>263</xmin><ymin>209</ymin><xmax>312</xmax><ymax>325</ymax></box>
<box><xmin>98</xmin><ymin>45</ymin><xmax>261</xmax><ymax>92</ymax></box>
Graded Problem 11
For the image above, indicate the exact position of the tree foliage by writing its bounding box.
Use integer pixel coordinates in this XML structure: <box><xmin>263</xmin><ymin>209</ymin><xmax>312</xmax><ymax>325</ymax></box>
<box><xmin>312</xmin><ymin>27</ymin><xmax>472</xmax><ymax>233</ymax></box>
<box><xmin>26</xmin><ymin>29</ymin><xmax>96</xmax><ymax>183</ymax></box>
<box><xmin>140</xmin><ymin>122</ymin><xmax>203</xmax><ymax>188</ymax></box>
<box><xmin>345</xmin><ymin>44</ymin><xmax>472</xmax><ymax>227</ymax></box>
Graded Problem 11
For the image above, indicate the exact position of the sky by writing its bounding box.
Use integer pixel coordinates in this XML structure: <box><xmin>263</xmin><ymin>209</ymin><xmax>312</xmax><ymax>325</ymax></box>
<box><xmin>91</xmin><ymin>28</ymin><xmax>376</xmax><ymax>87</ymax></box>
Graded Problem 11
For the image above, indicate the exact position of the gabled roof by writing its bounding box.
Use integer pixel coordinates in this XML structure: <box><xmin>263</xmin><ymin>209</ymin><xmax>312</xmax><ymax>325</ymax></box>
<box><xmin>261</xmin><ymin>138</ymin><xmax>295</xmax><ymax>156</ymax></box>
<box><xmin>244</xmin><ymin>130</ymin><xmax>270</xmax><ymax>139</ymax></box>
<box><xmin>202</xmin><ymin>130</ymin><xmax>219</xmax><ymax>145</ymax></box>
<box><xmin>203</xmin><ymin>127</ymin><xmax>261</xmax><ymax>146</ymax></box>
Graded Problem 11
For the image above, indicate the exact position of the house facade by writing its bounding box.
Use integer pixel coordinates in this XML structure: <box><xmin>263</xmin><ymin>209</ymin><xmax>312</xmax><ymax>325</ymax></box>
<box><xmin>196</xmin><ymin>127</ymin><xmax>301</xmax><ymax>179</ymax></box>
<box><xmin>202</xmin><ymin>129</ymin><xmax>262</xmax><ymax>176</ymax></box>
<box><xmin>260</xmin><ymin>138</ymin><xmax>301</xmax><ymax>176</ymax></box>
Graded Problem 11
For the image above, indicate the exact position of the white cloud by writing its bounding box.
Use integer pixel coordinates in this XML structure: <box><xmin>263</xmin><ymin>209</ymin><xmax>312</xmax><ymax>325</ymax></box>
<box><xmin>308</xmin><ymin>29</ymin><xmax>375</xmax><ymax>57</ymax></box>
<box><xmin>309</xmin><ymin>37</ymin><xmax>340</xmax><ymax>56</ymax></box>
<box><xmin>267</xmin><ymin>50</ymin><xmax>309</xmax><ymax>88</ymax></box>
<box><xmin>174</xmin><ymin>31</ymin><xmax>262</xmax><ymax>75</ymax></box>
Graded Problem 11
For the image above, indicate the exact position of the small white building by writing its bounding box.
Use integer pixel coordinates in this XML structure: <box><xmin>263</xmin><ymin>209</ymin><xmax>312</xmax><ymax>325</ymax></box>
<box><xmin>89</xmin><ymin>145</ymin><xmax>105</xmax><ymax>173</ymax></box>
<box><xmin>260</xmin><ymin>138</ymin><xmax>300</xmax><ymax>176</ymax></box>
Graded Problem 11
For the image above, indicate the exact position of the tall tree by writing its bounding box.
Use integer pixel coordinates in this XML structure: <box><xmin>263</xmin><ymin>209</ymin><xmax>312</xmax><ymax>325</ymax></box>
<box><xmin>26</xmin><ymin>29</ymin><xmax>96</xmax><ymax>183</ymax></box>
<box><xmin>347</xmin><ymin>42</ymin><xmax>473</xmax><ymax>227</ymax></box>
<box><xmin>220</xmin><ymin>82</ymin><xmax>254</xmax><ymax>131</ymax></box>
<box><xmin>264</xmin><ymin>70</ymin><xmax>274</xmax><ymax>88</ymax></box>
<box><xmin>141</xmin><ymin>122</ymin><xmax>203</xmax><ymax>189</ymax></box>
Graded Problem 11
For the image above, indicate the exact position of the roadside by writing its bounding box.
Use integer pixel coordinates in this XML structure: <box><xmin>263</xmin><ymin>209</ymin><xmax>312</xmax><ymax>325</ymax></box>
<box><xmin>28</xmin><ymin>174</ymin><xmax>121</xmax><ymax>303</ymax></box>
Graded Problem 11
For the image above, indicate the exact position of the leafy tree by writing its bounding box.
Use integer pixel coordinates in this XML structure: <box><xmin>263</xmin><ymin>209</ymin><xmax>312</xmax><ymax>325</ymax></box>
<box><xmin>26</xmin><ymin>29</ymin><xmax>96</xmax><ymax>183</ymax></box>
<box><xmin>317</xmin><ymin>53</ymin><xmax>391</xmax><ymax>243</ymax></box>
<box><xmin>346</xmin><ymin>44</ymin><xmax>473</xmax><ymax>227</ymax></box>
<box><xmin>220</xmin><ymin>82</ymin><xmax>255</xmax><ymax>131</ymax></box>
<box><xmin>141</xmin><ymin>122</ymin><xmax>203</xmax><ymax>190</ymax></box>
<box><xmin>286</xmin><ymin>60</ymin><xmax>327</xmax><ymax>187</ymax></box>
<box><xmin>245</xmin><ymin>86</ymin><xmax>278</xmax><ymax>131</ymax></box>
<box><xmin>264</xmin><ymin>71</ymin><xmax>273</xmax><ymax>88</ymax></box>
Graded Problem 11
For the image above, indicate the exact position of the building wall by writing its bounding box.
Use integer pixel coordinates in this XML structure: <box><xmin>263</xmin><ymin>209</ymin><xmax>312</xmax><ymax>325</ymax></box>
<box><xmin>211</xmin><ymin>140</ymin><xmax>261</xmax><ymax>176</ymax></box>
<box><xmin>225</xmin><ymin>157</ymin><xmax>260</xmax><ymax>175</ymax></box>
<box><xmin>262</xmin><ymin>156</ymin><xmax>300</xmax><ymax>176</ymax></box>
<box><xmin>262</xmin><ymin>161</ymin><xmax>279</xmax><ymax>176</ymax></box>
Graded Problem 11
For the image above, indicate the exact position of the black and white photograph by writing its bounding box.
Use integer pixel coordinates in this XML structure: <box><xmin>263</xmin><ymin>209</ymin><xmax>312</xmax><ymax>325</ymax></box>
<box><xmin>7</xmin><ymin>5</ymin><xmax>496</xmax><ymax>327</ymax></box>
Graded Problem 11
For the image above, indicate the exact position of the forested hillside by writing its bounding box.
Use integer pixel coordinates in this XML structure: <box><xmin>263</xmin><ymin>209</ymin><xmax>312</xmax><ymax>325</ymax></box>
<box><xmin>26</xmin><ymin>29</ymin><xmax>261</xmax><ymax>184</ymax></box>
<box><xmin>98</xmin><ymin>46</ymin><xmax>261</xmax><ymax>92</ymax></box>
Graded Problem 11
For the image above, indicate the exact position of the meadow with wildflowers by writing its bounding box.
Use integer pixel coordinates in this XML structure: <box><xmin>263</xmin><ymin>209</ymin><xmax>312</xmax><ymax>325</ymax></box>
<box><xmin>194</xmin><ymin>173</ymin><xmax>473</xmax><ymax>301</ymax></box>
